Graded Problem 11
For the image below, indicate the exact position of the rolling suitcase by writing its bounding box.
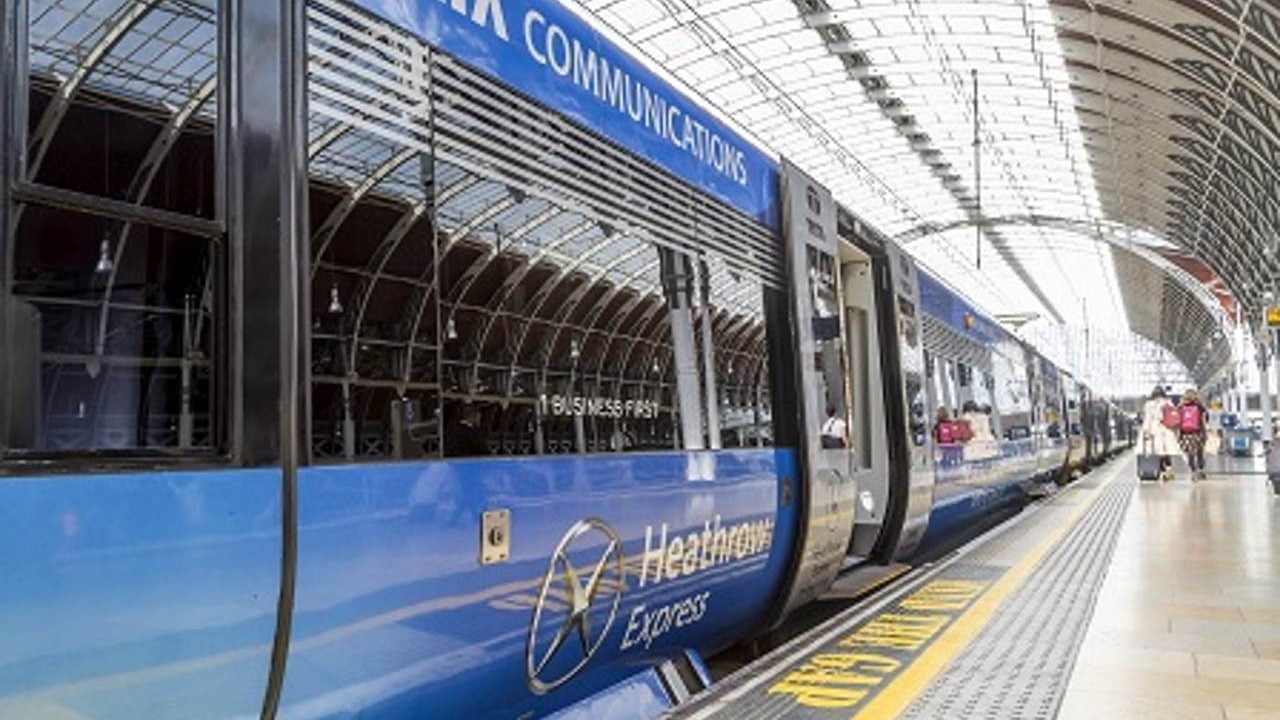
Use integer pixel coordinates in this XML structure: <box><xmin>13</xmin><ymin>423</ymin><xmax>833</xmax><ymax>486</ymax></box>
<box><xmin>1137</xmin><ymin>437</ymin><xmax>1161</xmax><ymax>481</ymax></box>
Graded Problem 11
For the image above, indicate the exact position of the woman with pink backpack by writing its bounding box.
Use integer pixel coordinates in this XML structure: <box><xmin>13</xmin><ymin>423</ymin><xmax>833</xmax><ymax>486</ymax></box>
<box><xmin>1140</xmin><ymin>386</ymin><xmax>1181</xmax><ymax>481</ymax></box>
<box><xmin>1178</xmin><ymin>388</ymin><xmax>1210</xmax><ymax>481</ymax></box>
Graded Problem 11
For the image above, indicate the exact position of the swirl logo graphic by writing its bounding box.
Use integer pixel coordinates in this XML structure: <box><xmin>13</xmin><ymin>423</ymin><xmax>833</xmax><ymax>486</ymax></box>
<box><xmin>525</xmin><ymin>518</ymin><xmax>625</xmax><ymax>694</ymax></box>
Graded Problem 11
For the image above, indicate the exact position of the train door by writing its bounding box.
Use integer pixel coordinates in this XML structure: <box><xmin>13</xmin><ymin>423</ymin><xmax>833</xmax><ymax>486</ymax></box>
<box><xmin>839</xmin><ymin>241</ymin><xmax>891</xmax><ymax>558</ymax></box>
<box><xmin>835</xmin><ymin>224</ymin><xmax>934</xmax><ymax>563</ymax></box>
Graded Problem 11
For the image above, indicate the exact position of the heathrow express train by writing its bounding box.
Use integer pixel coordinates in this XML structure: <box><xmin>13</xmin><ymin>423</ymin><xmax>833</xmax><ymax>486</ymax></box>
<box><xmin>0</xmin><ymin>1</ymin><xmax>1130</xmax><ymax>719</ymax></box>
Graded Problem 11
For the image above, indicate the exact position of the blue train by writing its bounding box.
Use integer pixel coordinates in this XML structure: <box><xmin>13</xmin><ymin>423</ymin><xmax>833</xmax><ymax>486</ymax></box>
<box><xmin>0</xmin><ymin>1</ymin><xmax>1130</xmax><ymax>718</ymax></box>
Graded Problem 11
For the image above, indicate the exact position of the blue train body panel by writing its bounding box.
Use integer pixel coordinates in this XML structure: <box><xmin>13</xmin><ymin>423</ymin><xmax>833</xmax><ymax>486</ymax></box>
<box><xmin>914</xmin><ymin>438</ymin><xmax>1051</xmax><ymax>552</ymax></box>
<box><xmin>277</xmin><ymin>448</ymin><xmax>796</xmax><ymax>720</ymax></box>
<box><xmin>0</xmin><ymin>468</ymin><xmax>282</xmax><ymax>719</ymax></box>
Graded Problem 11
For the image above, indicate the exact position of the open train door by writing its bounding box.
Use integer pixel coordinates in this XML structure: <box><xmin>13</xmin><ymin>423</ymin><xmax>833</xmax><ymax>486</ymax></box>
<box><xmin>837</xmin><ymin>216</ymin><xmax>935</xmax><ymax>563</ymax></box>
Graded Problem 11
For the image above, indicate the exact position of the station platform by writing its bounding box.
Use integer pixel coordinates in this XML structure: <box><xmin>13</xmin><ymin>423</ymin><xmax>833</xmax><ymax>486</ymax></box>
<box><xmin>667</xmin><ymin>453</ymin><xmax>1280</xmax><ymax>719</ymax></box>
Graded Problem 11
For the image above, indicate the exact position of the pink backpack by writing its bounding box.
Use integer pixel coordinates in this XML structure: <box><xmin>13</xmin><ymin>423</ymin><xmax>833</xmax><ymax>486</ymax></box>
<box><xmin>936</xmin><ymin>421</ymin><xmax>955</xmax><ymax>444</ymax></box>
<box><xmin>1179</xmin><ymin>404</ymin><xmax>1202</xmax><ymax>433</ymax></box>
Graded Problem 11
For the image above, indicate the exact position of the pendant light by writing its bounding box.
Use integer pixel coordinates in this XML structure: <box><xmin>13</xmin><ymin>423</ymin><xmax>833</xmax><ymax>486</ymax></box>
<box><xmin>94</xmin><ymin>236</ymin><xmax>114</xmax><ymax>275</ymax></box>
<box><xmin>328</xmin><ymin>281</ymin><xmax>343</xmax><ymax>314</ymax></box>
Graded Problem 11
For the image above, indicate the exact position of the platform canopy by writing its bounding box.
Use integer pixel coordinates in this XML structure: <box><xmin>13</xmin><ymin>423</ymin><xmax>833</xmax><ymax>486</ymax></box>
<box><xmin>570</xmin><ymin>0</ymin><xmax>1275</xmax><ymax>386</ymax></box>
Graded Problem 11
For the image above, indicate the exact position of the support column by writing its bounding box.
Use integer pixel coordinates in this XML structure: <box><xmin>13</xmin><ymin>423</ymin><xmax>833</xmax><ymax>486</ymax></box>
<box><xmin>1259</xmin><ymin>343</ymin><xmax>1272</xmax><ymax>438</ymax></box>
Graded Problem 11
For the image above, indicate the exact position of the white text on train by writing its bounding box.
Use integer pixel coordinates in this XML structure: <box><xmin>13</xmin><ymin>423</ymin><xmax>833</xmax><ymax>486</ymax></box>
<box><xmin>638</xmin><ymin>515</ymin><xmax>774</xmax><ymax>587</ymax></box>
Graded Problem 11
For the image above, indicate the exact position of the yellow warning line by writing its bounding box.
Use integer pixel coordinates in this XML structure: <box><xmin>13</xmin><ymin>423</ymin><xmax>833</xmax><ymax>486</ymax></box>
<box><xmin>850</xmin><ymin>467</ymin><xmax>1117</xmax><ymax>720</ymax></box>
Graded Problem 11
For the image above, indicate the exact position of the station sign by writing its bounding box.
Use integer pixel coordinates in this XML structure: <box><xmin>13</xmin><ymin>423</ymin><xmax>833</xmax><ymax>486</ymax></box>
<box><xmin>353</xmin><ymin>0</ymin><xmax>781</xmax><ymax>229</ymax></box>
<box><xmin>1267</xmin><ymin>305</ymin><xmax>1280</xmax><ymax>328</ymax></box>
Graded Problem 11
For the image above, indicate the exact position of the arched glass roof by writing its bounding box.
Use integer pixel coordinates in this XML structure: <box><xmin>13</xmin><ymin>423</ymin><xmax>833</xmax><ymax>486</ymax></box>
<box><xmin>569</xmin><ymin>0</ymin><xmax>1278</xmax><ymax>385</ymax></box>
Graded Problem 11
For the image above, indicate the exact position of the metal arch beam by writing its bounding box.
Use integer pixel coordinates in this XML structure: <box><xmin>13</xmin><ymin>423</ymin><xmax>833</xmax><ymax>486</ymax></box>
<box><xmin>472</xmin><ymin>218</ymin><xmax>596</xmax><ymax>357</ymax></box>
<box><xmin>584</xmin><ymin>0</ymin><xmax>1280</xmax><ymax>263</ymax></box>
<box><xmin>345</xmin><ymin>199</ymin><xmax>429</xmax><ymax>372</ymax></box>
<box><xmin>320</xmin><ymin>170</ymin><xmax>473</xmax><ymax>387</ymax></box>
<box><xmin>430</xmin><ymin>205</ymin><xmax>562</xmax><ymax>370</ymax></box>
<box><xmin>791</xmin><ymin>0</ymin><xmax>1280</xmax><ymax>164</ymax></box>
<box><xmin>1070</xmin><ymin>94</ymin><xmax>1280</xmax><ymax>237</ymax></box>
<box><xmin>1077</xmin><ymin>129</ymin><xmax>1278</xmax><ymax>241</ymax></box>
<box><xmin>442</xmin><ymin>205</ymin><xmax>560</xmax><ymax>311</ymax></box>
<box><xmin>531</xmin><ymin>250</ymin><xmax>660</xmax><ymax>377</ymax></box>
<box><xmin>1049</xmin><ymin>5</ymin><xmax>1280</xmax><ymax>299</ymax></box>
<box><xmin>611</xmin><ymin>297</ymin><xmax>672</xmax><ymax>383</ymax></box>
<box><xmin>535</xmin><ymin>258</ymin><xmax>663</xmax><ymax>382</ymax></box>
<box><xmin>593</xmin><ymin>307</ymin><xmax>665</xmax><ymax>392</ymax></box>
<box><xmin>856</xmin><ymin>0</ymin><xmax>1280</xmax><ymax>251</ymax></box>
<box><xmin>434</xmin><ymin>195</ymin><xmax>520</xmax><ymax>347</ymax></box>
<box><xmin>1057</xmin><ymin>48</ymin><xmax>1280</xmax><ymax>196</ymax></box>
<box><xmin>899</xmin><ymin>213</ymin><xmax>1233</xmax><ymax>353</ymax></box>
<box><xmin>308</xmin><ymin>121</ymin><xmax>351</xmax><ymax>159</ymax></box>
<box><xmin>309</xmin><ymin>145</ymin><xmax>418</xmax><ymax>275</ymax></box>
<box><xmin>925</xmin><ymin>167</ymin><xmax>1270</xmax><ymax>287</ymax></box>
<box><xmin>1039</xmin><ymin>65</ymin><xmax>1280</xmax><ymax>245</ymax></box>
<box><xmin>779</xmin><ymin>4</ymin><xmax>1078</xmax><ymax>326</ymax></box>
<box><xmin>1060</xmin><ymin>42</ymin><xmax>1280</xmax><ymax>166</ymax></box>
<box><xmin>1081</xmin><ymin>3</ymin><xmax>1263</xmax><ymax>267</ymax></box>
<box><xmin>26</xmin><ymin>0</ymin><xmax>165</xmax><ymax>179</ymax></box>
<box><xmin>396</xmin><ymin>191</ymin><xmax>517</xmax><ymax>387</ymax></box>
<box><xmin>348</xmin><ymin>201</ymin><xmax>558</xmax><ymax>377</ymax></box>
<box><xmin>500</xmin><ymin>239</ymin><xmax>649</xmax><ymax>378</ymax></box>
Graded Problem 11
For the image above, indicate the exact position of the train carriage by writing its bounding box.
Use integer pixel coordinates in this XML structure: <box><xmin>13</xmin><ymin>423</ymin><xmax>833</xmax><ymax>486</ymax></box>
<box><xmin>0</xmin><ymin>1</ymin><xmax>1128</xmax><ymax>719</ymax></box>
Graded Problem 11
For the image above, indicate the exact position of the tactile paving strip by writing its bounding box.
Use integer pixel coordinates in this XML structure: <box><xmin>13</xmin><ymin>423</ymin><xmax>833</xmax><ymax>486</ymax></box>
<box><xmin>900</xmin><ymin>468</ymin><xmax>1136</xmax><ymax>720</ymax></box>
<box><xmin>665</xmin><ymin>460</ymin><xmax>1133</xmax><ymax>720</ymax></box>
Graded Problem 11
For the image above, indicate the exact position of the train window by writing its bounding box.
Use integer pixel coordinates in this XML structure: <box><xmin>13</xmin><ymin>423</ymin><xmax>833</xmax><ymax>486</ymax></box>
<box><xmin>992</xmin><ymin>340</ymin><xmax>1031</xmax><ymax>439</ymax></box>
<box><xmin>905</xmin><ymin>370</ymin><xmax>927</xmax><ymax>447</ymax></box>
<box><xmin>301</xmin><ymin>2</ymin><xmax>774</xmax><ymax>462</ymax></box>
<box><xmin>806</xmin><ymin>246</ymin><xmax>848</xmax><ymax>441</ymax></box>
<box><xmin>4</xmin><ymin>1</ymin><xmax>224</xmax><ymax>456</ymax></box>
<box><xmin>5</xmin><ymin>202</ymin><xmax>222</xmax><ymax>453</ymax></box>
<box><xmin>435</xmin><ymin>171</ymin><xmax>677</xmax><ymax>457</ymax></box>
<box><xmin>971</xmin><ymin>370</ymin><xmax>993</xmax><ymax>411</ymax></box>
<box><xmin>304</xmin><ymin>24</ymin><xmax>682</xmax><ymax>459</ymax></box>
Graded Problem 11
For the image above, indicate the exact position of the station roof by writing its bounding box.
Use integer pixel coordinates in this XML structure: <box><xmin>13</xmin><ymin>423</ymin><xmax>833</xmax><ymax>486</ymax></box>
<box><xmin>572</xmin><ymin>0</ymin><xmax>1275</xmax><ymax>384</ymax></box>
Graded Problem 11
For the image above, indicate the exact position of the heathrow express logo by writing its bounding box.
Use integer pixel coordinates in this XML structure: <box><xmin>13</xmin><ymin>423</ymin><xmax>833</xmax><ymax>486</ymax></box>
<box><xmin>525</xmin><ymin>518</ymin><xmax>625</xmax><ymax>694</ymax></box>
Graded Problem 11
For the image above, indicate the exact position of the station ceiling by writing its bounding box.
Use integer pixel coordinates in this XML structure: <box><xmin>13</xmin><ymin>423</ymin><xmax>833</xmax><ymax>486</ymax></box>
<box><xmin>572</xmin><ymin>0</ymin><xmax>1278</xmax><ymax>383</ymax></box>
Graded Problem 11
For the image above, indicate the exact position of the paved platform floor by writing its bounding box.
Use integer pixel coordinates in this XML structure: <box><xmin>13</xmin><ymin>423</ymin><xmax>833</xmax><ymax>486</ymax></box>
<box><xmin>1059</xmin><ymin>457</ymin><xmax>1280</xmax><ymax>720</ymax></box>
<box><xmin>667</xmin><ymin>452</ymin><xmax>1280</xmax><ymax>720</ymax></box>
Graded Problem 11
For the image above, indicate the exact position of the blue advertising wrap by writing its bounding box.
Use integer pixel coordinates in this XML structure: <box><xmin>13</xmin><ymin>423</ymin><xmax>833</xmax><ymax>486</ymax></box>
<box><xmin>353</xmin><ymin>0</ymin><xmax>780</xmax><ymax>229</ymax></box>
<box><xmin>0</xmin><ymin>450</ymin><xmax>795</xmax><ymax>720</ymax></box>
<box><xmin>917</xmin><ymin>271</ymin><xmax>1003</xmax><ymax>345</ymax></box>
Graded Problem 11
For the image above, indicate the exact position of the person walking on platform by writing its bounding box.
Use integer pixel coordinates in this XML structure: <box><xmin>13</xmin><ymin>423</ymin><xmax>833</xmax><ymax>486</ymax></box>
<box><xmin>1141</xmin><ymin>386</ymin><xmax>1181</xmax><ymax>482</ymax></box>
<box><xmin>1178</xmin><ymin>388</ymin><xmax>1209</xmax><ymax>481</ymax></box>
